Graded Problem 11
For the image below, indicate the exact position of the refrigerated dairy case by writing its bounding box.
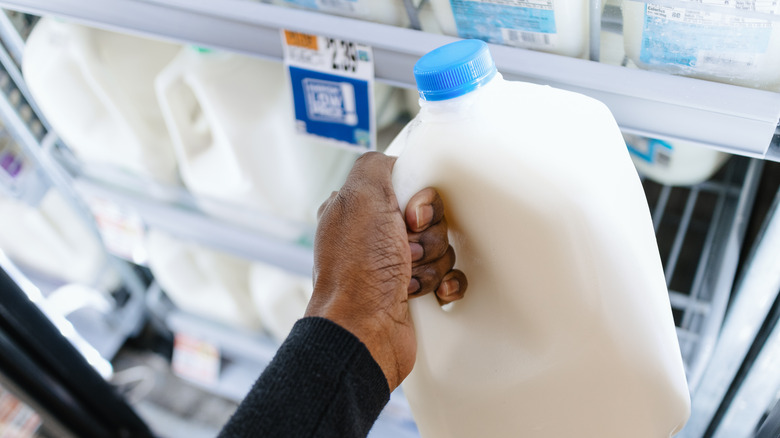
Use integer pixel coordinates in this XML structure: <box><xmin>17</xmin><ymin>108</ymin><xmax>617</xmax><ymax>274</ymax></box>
<box><xmin>0</xmin><ymin>2</ymin><xmax>778</xmax><ymax>437</ymax></box>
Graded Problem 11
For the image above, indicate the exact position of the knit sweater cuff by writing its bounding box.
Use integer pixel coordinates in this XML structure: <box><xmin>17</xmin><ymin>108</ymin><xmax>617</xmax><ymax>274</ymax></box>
<box><xmin>290</xmin><ymin>316</ymin><xmax>391</xmax><ymax>402</ymax></box>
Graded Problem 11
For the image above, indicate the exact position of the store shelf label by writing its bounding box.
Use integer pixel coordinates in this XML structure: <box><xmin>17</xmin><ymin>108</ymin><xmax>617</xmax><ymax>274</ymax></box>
<box><xmin>0</xmin><ymin>384</ymin><xmax>42</xmax><ymax>438</ymax></box>
<box><xmin>282</xmin><ymin>30</ymin><xmax>376</xmax><ymax>151</ymax></box>
<box><xmin>172</xmin><ymin>333</ymin><xmax>221</xmax><ymax>386</ymax></box>
<box><xmin>86</xmin><ymin>196</ymin><xmax>147</xmax><ymax>264</ymax></box>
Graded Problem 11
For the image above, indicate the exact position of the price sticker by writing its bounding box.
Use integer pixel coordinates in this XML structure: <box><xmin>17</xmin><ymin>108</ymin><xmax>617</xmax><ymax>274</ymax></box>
<box><xmin>0</xmin><ymin>384</ymin><xmax>42</xmax><ymax>438</ymax></box>
<box><xmin>282</xmin><ymin>30</ymin><xmax>376</xmax><ymax>151</ymax></box>
<box><xmin>171</xmin><ymin>333</ymin><xmax>221</xmax><ymax>386</ymax></box>
<box><xmin>86</xmin><ymin>196</ymin><xmax>147</xmax><ymax>264</ymax></box>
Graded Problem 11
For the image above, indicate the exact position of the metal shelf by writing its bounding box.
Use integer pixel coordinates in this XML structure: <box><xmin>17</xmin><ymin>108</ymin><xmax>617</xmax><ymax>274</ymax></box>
<box><xmin>641</xmin><ymin>157</ymin><xmax>762</xmax><ymax>393</ymax></box>
<box><xmin>681</xmin><ymin>188</ymin><xmax>780</xmax><ymax>438</ymax></box>
<box><xmin>0</xmin><ymin>0</ymin><xmax>779</xmax><ymax>160</ymax></box>
<box><xmin>71</xmin><ymin>171</ymin><xmax>316</xmax><ymax>277</ymax></box>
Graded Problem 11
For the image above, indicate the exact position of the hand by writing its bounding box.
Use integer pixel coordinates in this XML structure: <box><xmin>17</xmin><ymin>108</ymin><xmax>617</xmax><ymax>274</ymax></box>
<box><xmin>305</xmin><ymin>152</ymin><xmax>467</xmax><ymax>391</ymax></box>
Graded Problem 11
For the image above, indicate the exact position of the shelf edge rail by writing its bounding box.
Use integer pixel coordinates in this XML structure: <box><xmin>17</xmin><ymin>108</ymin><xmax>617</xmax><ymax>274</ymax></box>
<box><xmin>1</xmin><ymin>0</ymin><xmax>779</xmax><ymax>159</ymax></box>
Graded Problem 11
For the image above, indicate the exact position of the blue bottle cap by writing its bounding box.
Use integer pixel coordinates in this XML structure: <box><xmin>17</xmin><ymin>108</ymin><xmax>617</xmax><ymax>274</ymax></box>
<box><xmin>414</xmin><ymin>39</ymin><xmax>497</xmax><ymax>102</ymax></box>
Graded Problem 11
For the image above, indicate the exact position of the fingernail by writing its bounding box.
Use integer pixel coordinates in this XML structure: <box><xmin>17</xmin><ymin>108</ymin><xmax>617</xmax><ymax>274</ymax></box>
<box><xmin>440</xmin><ymin>278</ymin><xmax>459</xmax><ymax>297</ymax></box>
<box><xmin>416</xmin><ymin>204</ymin><xmax>433</xmax><ymax>230</ymax></box>
<box><xmin>408</xmin><ymin>277</ymin><xmax>421</xmax><ymax>295</ymax></box>
<box><xmin>410</xmin><ymin>242</ymin><xmax>424</xmax><ymax>261</ymax></box>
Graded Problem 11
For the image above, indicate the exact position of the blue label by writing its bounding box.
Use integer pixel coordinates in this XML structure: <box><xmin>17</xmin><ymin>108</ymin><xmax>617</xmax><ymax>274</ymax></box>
<box><xmin>626</xmin><ymin>137</ymin><xmax>673</xmax><ymax>164</ymax></box>
<box><xmin>289</xmin><ymin>66</ymin><xmax>372</xmax><ymax>148</ymax></box>
<box><xmin>640</xmin><ymin>4</ymin><xmax>772</xmax><ymax>68</ymax></box>
<box><xmin>284</xmin><ymin>0</ymin><xmax>318</xmax><ymax>9</ymax></box>
<box><xmin>450</xmin><ymin>0</ymin><xmax>557</xmax><ymax>46</ymax></box>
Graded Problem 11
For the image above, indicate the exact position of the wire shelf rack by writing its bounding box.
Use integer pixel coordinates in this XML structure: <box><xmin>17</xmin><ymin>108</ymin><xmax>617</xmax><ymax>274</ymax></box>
<box><xmin>640</xmin><ymin>156</ymin><xmax>762</xmax><ymax>392</ymax></box>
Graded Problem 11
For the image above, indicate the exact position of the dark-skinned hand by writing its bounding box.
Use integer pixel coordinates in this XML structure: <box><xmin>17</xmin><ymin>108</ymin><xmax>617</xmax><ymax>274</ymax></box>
<box><xmin>305</xmin><ymin>152</ymin><xmax>467</xmax><ymax>391</ymax></box>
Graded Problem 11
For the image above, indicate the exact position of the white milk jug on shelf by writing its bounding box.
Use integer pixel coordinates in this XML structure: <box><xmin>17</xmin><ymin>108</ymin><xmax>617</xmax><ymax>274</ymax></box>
<box><xmin>155</xmin><ymin>47</ymin><xmax>361</xmax><ymax>239</ymax></box>
<box><xmin>624</xmin><ymin>134</ymin><xmax>730</xmax><ymax>186</ymax></box>
<box><xmin>270</xmin><ymin>0</ymin><xmax>410</xmax><ymax>26</ymax></box>
<box><xmin>622</xmin><ymin>0</ymin><xmax>780</xmax><ymax>90</ymax></box>
<box><xmin>23</xmin><ymin>18</ymin><xmax>181</xmax><ymax>183</ymax></box>
<box><xmin>0</xmin><ymin>189</ymin><xmax>107</xmax><ymax>285</ymax></box>
<box><xmin>249</xmin><ymin>262</ymin><xmax>313</xmax><ymax>342</ymax></box>
<box><xmin>386</xmin><ymin>40</ymin><xmax>690</xmax><ymax>437</ymax></box>
<box><xmin>426</xmin><ymin>0</ymin><xmax>593</xmax><ymax>58</ymax></box>
<box><xmin>145</xmin><ymin>230</ymin><xmax>261</xmax><ymax>331</ymax></box>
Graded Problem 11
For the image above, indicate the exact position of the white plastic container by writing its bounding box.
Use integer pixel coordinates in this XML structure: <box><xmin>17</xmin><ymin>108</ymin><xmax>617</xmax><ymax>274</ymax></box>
<box><xmin>386</xmin><ymin>40</ymin><xmax>690</xmax><ymax>437</ymax></box>
<box><xmin>427</xmin><ymin>0</ymin><xmax>592</xmax><ymax>58</ymax></box>
<box><xmin>249</xmin><ymin>262</ymin><xmax>313</xmax><ymax>342</ymax></box>
<box><xmin>624</xmin><ymin>133</ymin><xmax>730</xmax><ymax>186</ymax></box>
<box><xmin>155</xmin><ymin>48</ymin><xmax>360</xmax><ymax>238</ymax></box>
<box><xmin>271</xmin><ymin>0</ymin><xmax>410</xmax><ymax>26</ymax></box>
<box><xmin>622</xmin><ymin>0</ymin><xmax>780</xmax><ymax>90</ymax></box>
<box><xmin>23</xmin><ymin>18</ymin><xmax>181</xmax><ymax>183</ymax></box>
<box><xmin>0</xmin><ymin>189</ymin><xmax>107</xmax><ymax>285</ymax></box>
<box><xmin>145</xmin><ymin>230</ymin><xmax>261</xmax><ymax>331</ymax></box>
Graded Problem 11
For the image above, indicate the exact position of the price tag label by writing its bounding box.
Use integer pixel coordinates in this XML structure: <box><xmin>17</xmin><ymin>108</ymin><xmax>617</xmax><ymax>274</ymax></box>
<box><xmin>86</xmin><ymin>196</ymin><xmax>147</xmax><ymax>264</ymax></box>
<box><xmin>172</xmin><ymin>333</ymin><xmax>221</xmax><ymax>386</ymax></box>
<box><xmin>282</xmin><ymin>30</ymin><xmax>376</xmax><ymax>151</ymax></box>
<box><xmin>0</xmin><ymin>384</ymin><xmax>42</xmax><ymax>438</ymax></box>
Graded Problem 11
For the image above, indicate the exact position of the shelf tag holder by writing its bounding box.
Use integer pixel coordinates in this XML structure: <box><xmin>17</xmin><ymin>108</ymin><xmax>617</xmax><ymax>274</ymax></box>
<box><xmin>281</xmin><ymin>30</ymin><xmax>376</xmax><ymax>151</ymax></box>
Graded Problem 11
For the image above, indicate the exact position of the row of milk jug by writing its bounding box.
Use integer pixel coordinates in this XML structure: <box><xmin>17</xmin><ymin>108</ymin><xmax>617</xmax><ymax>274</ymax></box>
<box><xmin>146</xmin><ymin>229</ymin><xmax>313</xmax><ymax>341</ymax></box>
<box><xmin>0</xmin><ymin>143</ymin><xmax>309</xmax><ymax>340</ymax></box>
<box><xmin>22</xmin><ymin>17</ymin><xmax>414</xmax><ymax>240</ymax></box>
<box><xmin>0</xmin><ymin>131</ymin><xmax>116</xmax><ymax>288</ymax></box>
<box><xmin>274</xmin><ymin>0</ymin><xmax>780</xmax><ymax>91</ymax></box>
<box><xmin>0</xmin><ymin>184</ymin><xmax>304</xmax><ymax>342</ymax></box>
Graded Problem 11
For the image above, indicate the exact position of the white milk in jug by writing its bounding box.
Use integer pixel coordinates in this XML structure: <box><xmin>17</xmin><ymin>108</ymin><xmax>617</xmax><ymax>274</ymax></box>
<box><xmin>155</xmin><ymin>48</ymin><xmax>361</xmax><ymax>239</ymax></box>
<box><xmin>23</xmin><ymin>18</ymin><xmax>181</xmax><ymax>183</ymax></box>
<box><xmin>622</xmin><ymin>0</ymin><xmax>780</xmax><ymax>90</ymax></box>
<box><xmin>270</xmin><ymin>0</ymin><xmax>410</xmax><ymax>26</ymax></box>
<box><xmin>426</xmin><ymin>0</ymin><xmax>593</xmax><ymax>58</ymax></box>
<box><xmin>145</xmin><ymin>230</ymin><xmax>261</xmax><ymax>331</ymax></box>
<box><xmin>0</xmin><ymin>189</ymin><xmax>107</xmax><ymax>285</ymax></box>
<box><xmin>249</xmin><ymin>262</ymin><xmax>313</xmax><ymax>342</ymax></box>
<box><xmin>386</xmin><ymin>39</ymin><xmax>690</xmax><ymax>437</ymax></box>
<box><xmin>624</xmin><ymin>133</ymin><xmax>730</xmax><ymax>186</ymax></box>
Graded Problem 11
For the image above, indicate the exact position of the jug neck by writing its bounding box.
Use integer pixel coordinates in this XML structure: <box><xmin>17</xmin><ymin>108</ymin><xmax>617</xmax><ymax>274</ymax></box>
<box><xmin>418</xmin><ymin>73</ymin><xmax>501</xmax><ymax>116</ymax></box>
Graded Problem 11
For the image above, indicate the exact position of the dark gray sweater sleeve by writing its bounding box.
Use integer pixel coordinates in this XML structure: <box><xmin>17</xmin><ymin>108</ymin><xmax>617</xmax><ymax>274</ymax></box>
<box><xmin>218</xmin><ymin>316</ymin><xmax>391</xmax><ymax>437</ymax></box>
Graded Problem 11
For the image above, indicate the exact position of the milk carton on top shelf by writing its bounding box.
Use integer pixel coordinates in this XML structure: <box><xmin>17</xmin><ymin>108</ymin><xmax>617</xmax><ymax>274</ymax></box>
<box><xmin>387</xmin><ymin>39</ymin><xmax>690</xmax><ymax>437</ymax></box>
<box><xmin>622</xmin><ymin>0</ymin><xmax>780</xmax><ymax>90</ymax></box>
<box><xmin>23</xmin><ymin>18</ymin><xmax>181</xmax><ymax>183</ymax></box>
<box><xmin>426</xmin><ymin>0</ymin><xmax>595</xmax><ymax>58</ymax></box>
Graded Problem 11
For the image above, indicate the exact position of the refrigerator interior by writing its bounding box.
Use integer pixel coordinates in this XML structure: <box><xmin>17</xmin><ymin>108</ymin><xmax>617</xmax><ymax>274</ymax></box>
<box><xmin>0</xmin><ymin>2</ymin><xmax>779</xmax><ymax>437</ymax></box>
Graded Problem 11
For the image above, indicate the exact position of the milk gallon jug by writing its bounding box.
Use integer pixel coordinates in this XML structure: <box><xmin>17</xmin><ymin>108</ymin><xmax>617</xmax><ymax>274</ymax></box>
<box><xmin>427</xmin><ymin>0</ymin><xmax>593</xmax><ymax>58</ymax></box>
<box><xmin>386</xmin><ymin>40</ymin><xmax>690</xmax><ymax>437</ymax></box>
<box><xmin>624</xmin><ymin>133</ymin><xmax>729</xmax><ymax>186</ymax></box>
<box><xmin>249</xmin><ymin>262</ymin><xmax>313</xmax><ymax>342</ymax></box>
<box><xmin>622</xmin><ymin>0</ymin><xmax>780</xmax><ymax>90</ymax></box>
<box><xmin>0</xmin><ymin>189</ymin><xmax>107</xmax><ymax>285</ymax></box>
<box><xmin>23</xmin><ymin>18</ymin><xmax>181</xmax><ymax>183</ymax></box>
<box><xmin>155</xmin><ymin>48</ymin><xmax>362</xmax><ymax>239</ymax></box>
<box><xmin>145</xmin><ymin>230</ymin><xmax>261</xmax><ymax>331</ymax></box>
